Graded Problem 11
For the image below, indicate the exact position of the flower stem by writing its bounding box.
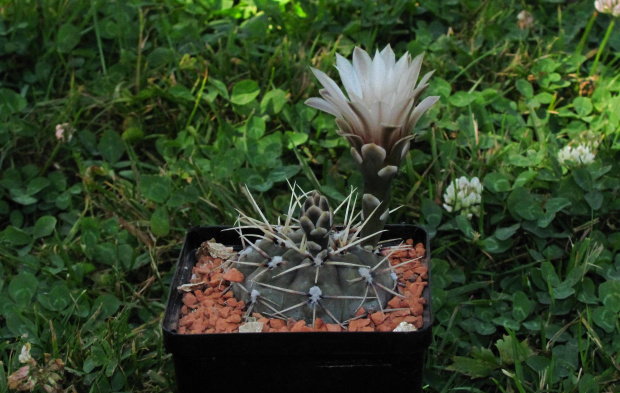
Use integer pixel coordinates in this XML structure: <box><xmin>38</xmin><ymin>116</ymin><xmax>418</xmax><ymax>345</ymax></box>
<box><xmin>575</xmin><ymin>12</ymin><xmax>597</xmax><ymax>58</ymax></box>
<box><xmin>38</xmin><ymin>142</ymin><xmax>62</xmax><ymax>177</ymax></box>
<box><xmin>589</xmin><ymin>18</ymin><xmax>616</xmax><ymax>77</ymax></box>
<box><xmin>360</xmin><ymin>183</ymin><xmax>391</xmax><ymax>248</ymax></box>
<box><xmin>354</xmin><ymin>144</ymin><xmax>397</xmax><ymax>248</ymax></box>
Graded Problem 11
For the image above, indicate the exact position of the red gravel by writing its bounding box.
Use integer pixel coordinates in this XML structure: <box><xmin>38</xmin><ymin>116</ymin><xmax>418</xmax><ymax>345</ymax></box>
<box><xmin>178</xmin><ymin>239</ymin><xmax>427</xmax><ymax>334</ymax></box>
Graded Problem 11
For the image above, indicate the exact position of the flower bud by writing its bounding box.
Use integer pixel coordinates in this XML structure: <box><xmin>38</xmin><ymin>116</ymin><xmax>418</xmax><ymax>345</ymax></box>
<box><xmin>595</xmin><ymin>0</ymin><xmax>620</xmax><ymax>17</ymax></box>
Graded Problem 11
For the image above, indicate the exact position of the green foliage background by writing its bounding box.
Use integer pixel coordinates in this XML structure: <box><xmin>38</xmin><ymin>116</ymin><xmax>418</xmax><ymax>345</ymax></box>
<box><xmin>0</xmin><ymin>0</ymin><xmax>619</xmax><ymax>391</ymax></box>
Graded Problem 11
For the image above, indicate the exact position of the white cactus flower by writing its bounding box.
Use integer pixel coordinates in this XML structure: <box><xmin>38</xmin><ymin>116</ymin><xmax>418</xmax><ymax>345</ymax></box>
<box><xmin>306</xmin><ymin>45</ymin><xmax>440</xmax><ymax>247</ymax></box>
<box><xmin>305</xmin><ymin>44</ymin><xmax>439</xmax><ymax>160</ymax></box>
<box><xmin>443</xmin><ymin>176</ymin><xmax>483</xmax><ymax>219</ymax></box>
<box><xmin>557</xmin><ymin>144</ymin><xmax>596</xmax><ymax>166</ymax></box>
<box><xmin>595</xmin><ymin>0</ymin><xmax>620</xmax><ymax>16</ymax></box>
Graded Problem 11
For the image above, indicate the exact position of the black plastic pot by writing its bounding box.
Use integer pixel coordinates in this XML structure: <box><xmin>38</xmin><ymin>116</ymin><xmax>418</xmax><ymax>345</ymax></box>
<box><xmin>163</xmin><ymin>224</ymin><xmax>432</xmax><ymax>393</ymax></box>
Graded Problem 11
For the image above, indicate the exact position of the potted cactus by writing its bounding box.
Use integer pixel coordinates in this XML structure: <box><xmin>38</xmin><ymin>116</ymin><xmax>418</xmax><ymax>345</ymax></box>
<box><xmin>163</xmin><ymin>45</ymin><xmax>439</xmax><ymax>392</ymax></box>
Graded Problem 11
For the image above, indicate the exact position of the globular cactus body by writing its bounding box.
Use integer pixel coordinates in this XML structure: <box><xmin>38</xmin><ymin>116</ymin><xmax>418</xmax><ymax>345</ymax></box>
<box><xmin>230</xmin><ymin>191</ymin><xmax>396</xmax><ymax>326</ymax></box>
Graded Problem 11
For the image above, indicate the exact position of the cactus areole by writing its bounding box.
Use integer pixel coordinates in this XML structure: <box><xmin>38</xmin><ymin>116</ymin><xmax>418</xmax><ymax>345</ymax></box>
<box><xmin>231</xmin><ymin>190</ymin><xmax>398</xmax><ymax>327</ymax></box>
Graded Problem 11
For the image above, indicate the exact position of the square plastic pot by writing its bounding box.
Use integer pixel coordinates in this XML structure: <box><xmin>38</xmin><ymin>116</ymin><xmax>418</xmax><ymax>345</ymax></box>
<box><xmin>163</xmin><ymin>224</ymin><xmax>432</xmax><ymax>393</ymax></box>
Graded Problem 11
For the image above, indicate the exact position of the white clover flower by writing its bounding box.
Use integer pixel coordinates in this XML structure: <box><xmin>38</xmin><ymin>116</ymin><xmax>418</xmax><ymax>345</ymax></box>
<box><xmin>517</xmin><ymin>10</ymin><xmax>534</xmax><ymax>30</ymax></box>
<box><xmin>557</xmin><ymin>144</ymin><xmax>596</xmax><ymax>166</ymax></box>
<box><xmin>7</xmin><ymin>366</ymin><xmax>35</xmax><ymax>391</ymax></box>
<box><xmin>55</xmin><ymin>123</ymin><xmax>74</xmax><ymax>142</ymax></box>
<box><xmin>595</xmin><ymin>0</ymin><xmax>620</xmax><ymax>16</ymax></box>
<box><xmin>18</xmin><ymin>343</ymin><xmax>32</xmax><ymax>363</ymax></box>
<box><xmin>443</xmin><ymin>176</ymin><xmax>483</xmax><ymax>219</ymax></box>
<box><xmin>305</xmin><ymin>44</ymin><xmax>439</xmax><ymax>163</ymax></box>
<box><xmin>583</xmin><ymin>131</ymin><xmax>601</xmax><ymax>149</ymax></box>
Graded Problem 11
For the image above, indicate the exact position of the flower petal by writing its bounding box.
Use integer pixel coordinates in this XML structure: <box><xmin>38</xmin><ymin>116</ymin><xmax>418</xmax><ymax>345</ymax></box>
<box><xmin>390</xmin><ymin>97</ymin><xmax>416</xmax><ymax>131</ymax></box>
<box><xmin>335</xmin><ymin>117</ymin><xmax>353</xmax><ymax>134</ymax></box>
<box><xmin>370</xmin><ymin>50</ymin><xmax>387</xmax><ymax>101</ymax></box>
<box><xmin>311</xmin><ymin>67</ymin><xmax>350</xmax><ymax>105</ymax></box>
<box><xmin>336</xmin><ymin>119</ymin><xmax>364</xmax><ymax>151</ymax></box>
<box><xmin>305</xmin><ymin>97</ymin><xmax>341</xmax><ymax>118</ymax></box>
<box><xmin>401</xmin><ymin>53</ymin><xmax>424</xmax><ymax>95</ymax></box>
<box><xmin>345</xmin><ymin>136</ymin><xmax>364</xmax><ymax>152</ymax></box>
<box><xmin>347</xmin><ymin>89</ymin><xmax>364</xmax><ymax>104</ymax></box>
<box><xmin>349</xmin><ymin>100</ymin><xmax>380</xmax><ymax>143</ymax></box>
<box><xmin>378</xmin><ymin>124</ymin><xmax>401</xmax><ymax>151</ymax></box>
<box><xmin>352</xmin><ymin>47</ymin><xmax>372</xmax><ymax>91</ymax></box>
<box><xmin>417</xmin><ymin>69</ymin><xmax>435</xmax><ymax>88</ymax></box>
<box><xmin>393</xmin><ymin>52</ymin><xmax>410</xmax><ymax>79</ymax></box>
<box><xmin>350</xmin><ymin>147</ymin><xmax>363</xmax><ymax>165</ymax></box>
<box><xmin>387</xmin><ymin>135</ymin><xmax>416</xmax><ymax>165</ymax></box>
<box><xmin>322</xmin><ymin>91</ymin><xmax>364</xmax><ymax>135</ymax></box>
<box><xmin>406</xmin><ymin>95</ymin><xmax>439</xmax><ymax>132</ymax></box>
<box><xmin>409</xmin><ymin>82</ymin><xmax>430</xmax><ymax>104</ymax></box>
<box><xmin>380</xmin><ymin>44</ymin><xmax>396</xmax><ymax>70</ymax></box>
<box><xmin>336</xmin><ymin>54</ymin><xmax>362</xmax><ymax>98</ymax></box>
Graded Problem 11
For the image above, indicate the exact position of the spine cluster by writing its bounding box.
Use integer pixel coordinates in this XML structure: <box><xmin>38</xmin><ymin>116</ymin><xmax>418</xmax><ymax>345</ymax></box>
<box><xmin>228</xmin><ymin>189</ymin><xmax>400</xmax><ymax>327</ymax></box>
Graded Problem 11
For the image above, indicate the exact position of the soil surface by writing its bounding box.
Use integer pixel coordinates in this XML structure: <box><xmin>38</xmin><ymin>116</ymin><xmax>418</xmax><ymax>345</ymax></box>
<box><xmin>177</xmin><ymin>239</ymin><xmax>428</xmax><ymax>333</ymax></box>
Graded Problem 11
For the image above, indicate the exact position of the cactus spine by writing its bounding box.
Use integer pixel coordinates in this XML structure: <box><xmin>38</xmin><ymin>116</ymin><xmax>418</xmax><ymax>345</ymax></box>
<box><xmin>228</xmin><ymin>188</ymin><xmax>399</xmax><ymax>327</ymax></box>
